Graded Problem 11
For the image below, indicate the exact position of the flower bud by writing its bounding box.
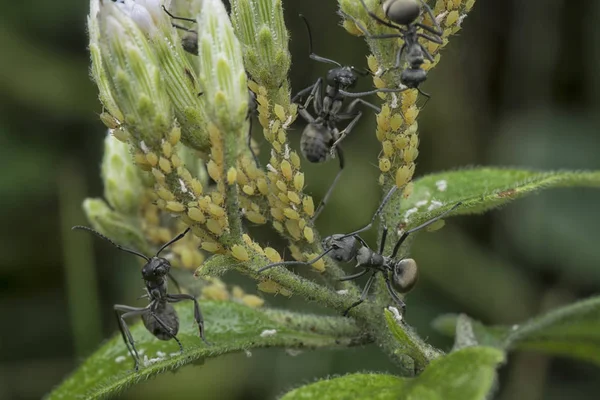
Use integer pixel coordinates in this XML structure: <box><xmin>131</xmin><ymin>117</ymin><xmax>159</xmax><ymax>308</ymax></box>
<box><xmin>230</xmin><ymin>0</ymin><xmax>291</xmax><ymax>89</ymax></box>
<box><xmin>101</xmin><ymin>132</ymin><xmax>145</xmax><ymax>215</ymax></box>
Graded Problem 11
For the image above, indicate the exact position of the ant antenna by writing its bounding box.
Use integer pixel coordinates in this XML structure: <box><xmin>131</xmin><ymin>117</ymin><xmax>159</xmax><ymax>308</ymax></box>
<box><xmin>257</xmin><ymin>247</ymin><xmax>334</xmax><ymax>273</ymax></box>
<box><xmin>162</xmin><ymin>5</ymin><xmax>196</xmax><ymax>23</ymax></box>
<box><xmin>299</xmin><ymin>14</ymin><xmax>342</xmax><ymax>67</ymax></box>
<box><xmin>72</xmin><ymin>226</ymin><xmax>150</xmax><ymax>262</ymax></box>
<box><xmin>350</xmin><ymin>66</ymin><xmax>371</xmax><ymax>77</ymax></box>
<box><xmin>156</xmin><ymin>227</ymin><xmax>191</xmax><ymax>257</ymax></box>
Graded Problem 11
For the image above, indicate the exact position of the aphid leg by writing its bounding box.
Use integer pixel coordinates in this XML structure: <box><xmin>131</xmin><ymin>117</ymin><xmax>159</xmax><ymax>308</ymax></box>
<box><xmin>168</xmin><ymin>293</ymin><xmax>209</xmax><ymax>345</ymax></box>
<box><xmin>312</xmin><ymin>146</ymin><xmax>344</xmax><ymax>221</ymax></box>
<box><xmin>343</xmin><ymin>271</ymin><xmax>378</xmax><ymax>316</ymax></box>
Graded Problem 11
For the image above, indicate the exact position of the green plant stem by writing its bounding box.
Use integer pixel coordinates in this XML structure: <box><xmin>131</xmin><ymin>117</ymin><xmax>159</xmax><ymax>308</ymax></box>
<box><xmin>221</xmin><ymin>125</ymin><xmax>245</xmax><ymax>245</ymax></box>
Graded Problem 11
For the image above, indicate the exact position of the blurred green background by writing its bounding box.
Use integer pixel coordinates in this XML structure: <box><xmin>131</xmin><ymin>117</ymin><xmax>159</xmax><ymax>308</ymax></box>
<box><xmin>2</xmin><ymin>0</ymin><xmax>600</xmax><ymax>399</ymax></box>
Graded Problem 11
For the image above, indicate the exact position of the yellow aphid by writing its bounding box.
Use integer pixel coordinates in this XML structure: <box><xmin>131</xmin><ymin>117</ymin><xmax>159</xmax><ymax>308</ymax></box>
<box><xmin>198</xmin><ymin>196</ymin><xmax>211</xmax><ymax>211</ymax></box>
<box><xmin>157</xmin><ymin>187</ymin><xmax>175</xmax><ymax>201</ymax></box>
<box><xmin>308</xmin><ymin>254</ymin><xmax>325</xmax><ymax>272</ymax></box>
<box><xmin>271</xmin><ymin>207</ymin><xmax>284</xmax><ymax>221</ymax></box>
<box><xmin>191</xmin><ymin>179</ymin><xmax>203</xmax><ymax>196</ymax></box>
<box><xmin>227</xmin><ymin>167</ymin><xmax>237</xmax><ymax>185</ymax></box>
<box><xmin>402</xmin><ymin>90</ymin><xmax>418</xmax><ymax>106</ymax></box>
<box><xmin>145</xmin><ymin>152</ymin><xmax>158</xmax><ymax>166</ymax></box>
<box><xmin>171</xmin><ymin>154</ymin><xmax>182</xmax><ymax>168</ymax></box>
<box><xmin>264</xmin><ymin>247</ymin><xmax>282</xmax><ymax>263</ymax></box>
<box><xmin>298</xmin><ymin>218</ymin><xmax>306</xmax><ymax>230</ymax></box>
<box><xmin>446</xmin><ymin>10</ymin><xmax>459</xmax><ymax>26</ymax></box>
<box><xmin>231</xmin><ymin>245</ymin><xmax>249</xmax><ymax>261</ymax></box>
<box><xmin>166</xmin><ymin>201</ymin><xmax>185</xmax><ymax>213</ymax></box>
<box><xmin>257</xmin><ymin>280</ymin><xmax>281</xmax><ymax>294</ymax></box>
<box><xmin>134</xmin><ymin>152</ymin><xmax>149</xmax><ymax>166</ymax></box>
<box><xmin>285</xmin><ymin>220</ymin><xmax>301</xmax><ymax>240</ymax></box>
<box><xmin>382</xmin><ymin>141</ymin><xmax>394</xmax><ymax>157</ymax></box>
<box><xmin>376</xmin><ymin>128</ymin><xmax>386</xmax><ymax>142</ymax></box>
<box><xmin>394</xmin><ymin>136</ymin><xmax>409</xmax><ymax>149</ymax></box>
<box><xmin>404</xmin><ymin>106</ymin><xmax>419</xmax><ymax>125</ymax></box>
<box><xmin>169</xmin><ymin>126</ymin><xmax>181</xmax><ymax>145</ymax></box>
<box><xmin>289</xmin><ymin>244</ymin><xmax>303</xmax><ymax>261</ymax></box>
<box><xmin>162</xmin><ymin>142</ymin><xmax>172</xmax><ymax>158</ymax></box>
<box><xmin>290</xmin><ymin>152</ymin><xmax>301</xmax><ymax>168</ymax></box>
<box><xmin>258</xmin><ymin>114</ymin><xmax>269</xmax><ymax>129</ymax></box>
<box><xmin>206</xmin><ymin>219</ymin><xmax>223</xmax><ymax>236</ymax></box>
<box><xmin>270</xmin><ymin>119</ymin><xmax>281</xmax><ymax>134</ymax></box>
<box><xmin>246</xmin><ymin>211</ymin><xmax>266</xmax><ymax>224</ymax></box>
<box><xmin>178</xmin><ymin>167</ymin><xmax>192</xmax><ymax>183</ymax></box>
<box><xmin>207</xmin><ymin>160</ymin><xmax>221</xmax><ymax>181</ymax></box>
<box><xmin>158</xmin><ymin>157</ymin><xmax>172</xmax><ymax>174</ymax></box>
<box><xmin>242</xmin><ymin>295</ymin><xmax>264</xmax><ymax>308</ymax></box>
<box><xmin>303</xmin><ymin>227</ymin><xmax>314</xmax><ymax>243</ymax></box>
<box><xmin>287</xmin><ymin>191</ymin><xmax>301</xmax><ymax>204</ymax></box>
<box><xmin>242</xmin><ymin>234</ymin><xmax>253</xmax><ymax>247</ymax></box>
<box><xmin>243</xmin><ymin>185</ymin><xmax>255</xmax><ymax>196</ymax></box>
<box><xmin>303</xmin><ymin>196</ymin><xmax>315</xmax><ymax>216</ymax></box>
<box><xmin>396</xmin><ymin>166</ymin><xmax>412</xmax><ymax>188</ymax></box>
<box><xmin>277</xmin><ymin>129</ymin><xmax>286</xmax><ymax>145</ymax></box>
<box><xmin>342</xmin><ymin>19</ymin><xmax>362</xmax><ymax>36</ymax></box>
<box><xmin>208</xmin><ymin>203</ymin><xmax>225</xmax><ymax>217</ymax></box>
<box><xmin>256</xmin><ymin>178</ymin><xmax>269</xmax><ymax>195</ymax></box>
<box><xmin>247</xmin><ymin>80</ymin><xmax>259</xmax><ymax>93</ymax></box>
<box><xmin>250</xmin><ymin>202</ymin><xmax>260</xmax><ymax>212</ymax></box>
<box><xmin>276</xmin><ymin>180</ymin><xmax>287</xmax><ymax>192</ymax></box>
<box><xmin>280</xmin><ymin>160</ymin><xmax>293</xmax><ymax>181</ymax></box>
<box><xmin>201</xmin><ymin>241</ymin><xmax>222</xmax><ymax>253</ymax></box>
<box><xmin>367</xmin><ymin>55</ymin><xmax>378</xmax><ymax>74</ymax></box>
<box><xmin>283</xmin><ymin>208</ymin><xmax>299</xmax><ymax>220</ymax></box>
<box><xmin>390</xmin><ymin>114</ymin><xmax>403</xmax><ymax>131</ymax></box>
<box><xmin>466</xmin><ymin>0</ymin><xmax>475</xmax><ymax>11</ymax></box>
<box><xmin>379</xmin><ymin>158</ymin><xmax>392</xmax><ymax>172</ymax></box>
<box><xmin>187</xmin><ymin>208</ymin><xmax>206</xmax><ymax>223</ymax></box>
<box><xmin>236</xmin><ymin>168</ymin><xmax>248</xmax><ymax>186</ymax></box>
<box><xmin>293</xmin><ymin>172</ymin><xmax>305</xmax><ymax>191</ymax></box>
<box><xmin>272</xmin><ymin>141</ymin><xmax>282</xmax><ymax>153</ymax></box>
<box><xmin>211</xmin><ymin>191</ymin><xmax>224</xmax><ymax>206</ymax></box>
<box><xmin>402</xmin><ymin>182</ymin><xmax>414</xmax><ymax>199</ymax></box>
<box><xmin>379</xmin><ymin>174</ymin><xmax>385</xmax><ymax>186</ymax></box>
<box><xmin>410</xmin><ymin>134</ymin><xmax>419</xmax><ymax>147</ymax></box>
<box><xmin>373</xmin><ymin>76</ymin><xmax>386</xmax><ymax>89</ymax></box>
<box><xmin>202</xmin><ymin>285</ymin><xmax>229</xmax><ymax>301</ymax></box>
<box><xmin>278</xmin><ymin>193</ymin><xmax>290</xmax><ymax>205</ymax></box>
<box><xmin>232</xmin><ymin>285</ymin><xmax>245</xmax><ymax>299</ymax></box>
<box><xmin>274</xmin><ymin>104</ymin><xmax>286</xmax><ymax>121</ymax></box>
<box><xmin>273</xmin><ymin>221</ymin><xmax>284</xmax><ymax>233</ymax></box>
<box><xmin>404</xmin><ymin>147</ymin><xmax>419</xmax><ymax>163</ymax></box>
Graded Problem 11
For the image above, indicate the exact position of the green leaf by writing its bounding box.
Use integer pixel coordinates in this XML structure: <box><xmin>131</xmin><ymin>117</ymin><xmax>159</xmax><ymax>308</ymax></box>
<box><xmin>281</xmin><ymin>347</ymin><xmax>504</xmax><ymax>400</ymax></box>
<box><xmin>432</xmin><ymin>295</ymin><xmax>600</xmax><ymax>365</ymax></box>
<box><xmin>47</xmin><ymin>301</ymin><xmax>361</xmax><ymax>400</ymax></box>
<box><xmin>392</xmin><ymin>168</ymin><xmax>600</xmax><ymax>227</ymax></box>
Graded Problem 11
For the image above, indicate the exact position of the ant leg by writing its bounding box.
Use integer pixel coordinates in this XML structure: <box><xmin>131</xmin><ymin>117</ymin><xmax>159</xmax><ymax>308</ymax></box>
<box><xmin>418</xmin><ymin>42</ymin><xmax>436</xmax><ymax>63</ymax></box>
<box><xmin>156</xmin><ymin>227</ymin><xmax>191</xmax><ymax>256</ymax></box>
<box><xmin>258</xmin><ymin>247</ymin><xmax>335</xmax><ymax>273</ymax></box>
<box><xmin>312</xmin><ymin>146</ymin><xmax>344</xmax><ymax>221</ymax></box>
<box><xmin>115</xmin><ymin>304</ymin><xmax>151</xmax><ymax>371</ymax></box>
<box><xmin>379</xmin><ymin>225</ymin><xmax>389</xmax><ymax>255</ymax></box>
<box><xmin>391</xmin><ymin>202</ymin><xmax>462</xmax><ymax>258</ymax></box>
<box><xmin>416</xmin><ymin>0</ymin><xmax>444</xmax><ymax>36</ymax></box>
<box><xmin>167</xmin><ymin>293</ymin><xmax>209</xmax><ymax>345</ymax></box>
<box><xmin>343</xmin><ymin>271</ymin><xmax>378</xmax><ymax>316</ymax></box>
<box><xmin>291</xmin><ymin>81</ymin><xmax>317</xmax><ymax>104</ymax></box>
<box><xmin>167</xmin><ymin>273</ymin><xmax>182</xmax><ymax>294</ymax></box>
<box><xmin>162</xmin><ymin>5</ymin><xmax>197</xmax><ymax>23</ymax></box>
<box><xmin>339</xmin><ymin>268</ymin><xmax>369</xmax><ymax>282</ymax></box>
<box><xmin>356</xmin><ymin>0</ymin><xmax>403</xmax><ymax>31</ymax></box>
<box><xmin>343</xmin><ymin>98</ymin><xmax>381</xmax><ymax>114</ymax></box>
<box><xmin>416</xmin><ymin>31</ymin><xmax>443</xmax><ymax>45</ymax></box>
<box><xmin>150</xmin><ymin>311</ymin><xmax>184</xmax><ymax>354</ymax></box>
<box><xmin>338</xmin><ymin>187</ymin><xmax>397</xmax><ymax>240</ymax></box>
<box><xmin>417</xmin><ymin>87</ymin><xmax>431</xmax><ymax>108</ymax></box>
<box><xmin>299</xmin><ymin>14</ymin><xmax>343</xmax><ymax>67</ymax></box>
<box><xmin>246</xmin><ymin>117</ymin><xmax>261</xmax><ymax>168</ymax></box>
<box><xmin>330</xmin><ymin>112</ymin><xmax>362</xmax><ymax>156</ymax></box>
<box><xmin>339</xmin><ymin>87</ymin><xmax>408</xmax><ymax>99</ymax></box>
<box><xmin>296</xmin><ymin>106</ymin><xmax>317</xmax><ymax>125</ymax></box>
<box><xmin>384</xmin><ymin>274</ymin><xmax>407</xmax><ymax>314</ymax></box>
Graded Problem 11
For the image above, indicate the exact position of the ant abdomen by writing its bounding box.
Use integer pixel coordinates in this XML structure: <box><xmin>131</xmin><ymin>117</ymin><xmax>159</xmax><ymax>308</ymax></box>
<box><xmin>401</xmin><ymin>68</ymin><xmax>427</xmax><ymax>88</ymax></box>
<box><xmin>142</xmin><ymin>302</ymin><xmax>180</xmax><ymax>341</ymax></box>
<box><xmin>383</xmin><ymin>0</ymin><xmax>421</xmax><ymax>26</ymax></box>
<box><xmin>301</xmin><ymin>123</ymin><xmax>334</xmax><ymax>163</ymax></box>
<box><xmin>391</xmin><ymin>258</ymin><xmax>418</xmax><ymax>294</ymax></box>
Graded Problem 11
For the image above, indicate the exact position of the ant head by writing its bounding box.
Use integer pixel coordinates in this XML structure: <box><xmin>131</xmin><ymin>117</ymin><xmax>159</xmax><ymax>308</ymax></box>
<box><xmin>181</xmin><ymin>31</ymin><xmax>199</xmax><ymax>55</ymax></box>
<box><xmin>383</xmin><ymin>0</ymin><xmax>422</xmax><ymax>26</ymax></box>
<box><xmin>391</xmin><ymin>258</ymin><xmax>418</xmax><ymax>294</ymax></box>
<box><xmin>327</xmin><ymin>67</ymin><xmax>358</xmax><ymax>89</ymax></box>
<box><xmin>323</xmin><ymin>234</ymin><xmax>359</xmax><ymax>263</ymax></box>
<box><xmin>142</xmin><ymin>257</ymin><xmax>171</xmax><ymax>281</ymax></box>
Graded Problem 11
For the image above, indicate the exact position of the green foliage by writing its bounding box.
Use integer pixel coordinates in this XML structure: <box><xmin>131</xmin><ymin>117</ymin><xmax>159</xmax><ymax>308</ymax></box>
<box><xmin>433</xmin><ymin>295</ymin><xmax>600</xmax><ymax>365</ymax></box>
<box><xmin>280</xmin><ymin>347</ymin><xmax>504</xmax><ymax>400</ymax></box>
<box><xmin>391</xmin><ymin>168</ymin><xmax>600</xmax><ymax>227</ymax></box>
<box><xmin>47</xmin><ymin>301</ymin><xmax>362</xmax><ymax>399</ymax></box>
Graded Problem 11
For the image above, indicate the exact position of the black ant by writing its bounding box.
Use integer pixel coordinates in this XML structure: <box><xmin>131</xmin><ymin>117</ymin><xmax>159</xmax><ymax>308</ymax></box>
<box><xmin>259</xmin><ymin>186</ymin><xmax>461</xmax><ymax>315</ymax></box>
<box><xmin>161</xmin><ymin>6</ymin><xmax>260</xmax><ymax>167</ymax></box>
<box><xmin>293</xmin><ymin>14</ymin><xmax>406</xmax><ymax>220</ymax></box>
<box><xmin>72</xmin><ymin>225</ymin><xmax>208</xmax><ymax>371</ymax></box>
<box><xmin>345</xmin><ymin>0</ymin><xmax>444</xmax><ymax>99</ymax></box>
